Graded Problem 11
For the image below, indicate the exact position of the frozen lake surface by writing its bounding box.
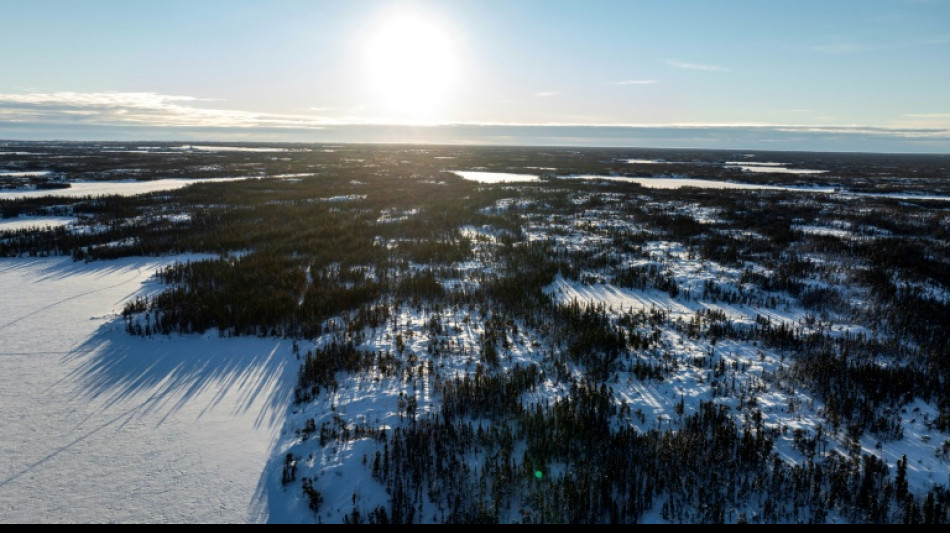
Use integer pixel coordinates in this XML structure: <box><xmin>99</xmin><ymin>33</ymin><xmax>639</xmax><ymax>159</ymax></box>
<box><xmin>0</xmin><ymin>256</ymin><xmax>295</xmax><ymax>523</ymax></box>
<box><xmin>569</xmin><ymin>174</ymin><xmax>838</xmax><ymax>192</ymax></box>
<box><xmin>0</xmin><ymin>177</ymin><xmax>253</xmax><ymax>200</ymax></box>
<box><xmin>725</xmin><ymin>161</ymin><xmax>828</xmax><ymax>174</ymax></box>
<box><xmin>0</xmin><ymin>171</ymin><xmax>53</xmax><ymax>177</ymax></box>
<box><xmin>450</xmin><ymin>171</ymin><xmax>950</xmax><ymax>201</ymax></box>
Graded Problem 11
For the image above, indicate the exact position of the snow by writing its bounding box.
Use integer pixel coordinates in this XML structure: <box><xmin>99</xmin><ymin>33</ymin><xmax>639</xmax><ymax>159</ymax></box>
<box><xmin>101</xmin><ymin>150</ymin><xmax>183</xmax><ymax>154</ymax></box>
<box><xmin>546</xmin><ymin>275</ymin><xmax>691</xmax><ymax>315</ymax></box>
<box><xmin>848</xmin><ymin>191</ymin><xmax>950</xmax><ymax>202</ymax></box>
<box><xmin>0</xmin><ymin>216</ymin><xmax>76</xmax><ymax>233</ymax></box>
<box><xmin>566</xmin><ymin>175</ymin><xmax>838</xmax><ymax>193</ymax></box>
<box><xmin>0</xmin><ymin>177</ymin><xmax>254</xmax><ymax>200</ymax></box>
<box><xmin>446</xmin><ymin>172</ymin><xmax>950</xmax><ymax>202</ymax></box>
<box><xmin>725</xmin><ymin>162</ymin><xmax>828</xmax><ymax>175</ymax></box>
<box><xmin>724</xmin><ymin>161</ymin><xmax>786</xmax><ymax>167</ymax></box>
<box><xmin>0</xmin><ymin>256</ymin><xmax>296</xmax><ymax>523</ymax></box>
<box><xmin>450</xmin><ymin>171</ymin><xmax>540</xmax><ymax>184</ymax></box>
<box><xmin>792</xmin><ymin>224</ymin><xmax>853</xmax><ymax>239</ymax></box>
<box><xmin>857</xmin><ymin>399</ymin><xmax>950</xmax><ymax>494</ymax></box>
<box><xmin>3</xmin><ymin>155</ymin><xmax>948</xmax><ymax>522</ymax></box>
<box><xmin>318</xmin><ymin>194</ymin><xmax>367</xmax><ymax>203</ymax></box>
<box><xmin>377</xmin><ymin>208</ymin><xmax>419</xmax><ymax>223</ymax></box>
<box><xmin>179</xmin><ymin>146</ymin><xmax>295</xmax><ymax>153</ymax></box>
<box><xmin>0</xmin><ymin>171</ymin><xmax>53</xmax><ymax>177</ymax></box>
<box><xmin>270</xmin><ymin>173</ymin><xmax>316</xmax><ymax>180</ymax></box>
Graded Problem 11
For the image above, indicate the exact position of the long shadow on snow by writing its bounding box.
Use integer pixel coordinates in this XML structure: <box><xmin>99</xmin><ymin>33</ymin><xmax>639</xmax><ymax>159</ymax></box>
<box><xmin>64</xmin><ymin>324</ymin><xmax>297</xmax><ymax>432</ymax></box>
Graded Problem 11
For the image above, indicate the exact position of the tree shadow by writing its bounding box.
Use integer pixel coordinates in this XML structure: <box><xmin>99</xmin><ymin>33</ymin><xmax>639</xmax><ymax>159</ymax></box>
<box><xmin>64</xmin><ymin>324</ymin><xmax>297</xmax><ymax>432</ymax></box>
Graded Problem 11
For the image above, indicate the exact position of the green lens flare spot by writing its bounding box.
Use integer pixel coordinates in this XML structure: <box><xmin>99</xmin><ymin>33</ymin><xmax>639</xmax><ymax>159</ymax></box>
<box><xmin>534</xmin><ymin>470</ymin><xmax>543</xmax><ymax>480</ymax></box>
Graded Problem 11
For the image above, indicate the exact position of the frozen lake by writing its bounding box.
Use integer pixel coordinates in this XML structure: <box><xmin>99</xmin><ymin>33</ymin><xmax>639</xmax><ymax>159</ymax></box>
<box><xmin>0</xmin><ymin>256</ymin><xmax>295</xmax><ymax>523</ymax></box>
<box><xmin>569</xmin><ymin>174</ymin><xmax>838</xmax><ymax>192</ymax></box>
<box><xmin>450</xmin><ymin>171</ymin><xmax>950</xmax><ymax>201</ymax></box>
<box><xmin>724</xmin><ymin>161</ymin><xmax>828</xmax><ymax>175</ymax></box>
<box><xmin>0</xmin><ymin>177</ymin><xmax>253</xmax><ymax>200</ymax></box>
<box><xmin>451</xmin><ymin>171</ymin><xmax>834</xmax><ymax>191</ymax></box>
<box><xmin>0</xmin><ymin>171</ymin><xmax>53</xmax><ymax>178</ymax></box>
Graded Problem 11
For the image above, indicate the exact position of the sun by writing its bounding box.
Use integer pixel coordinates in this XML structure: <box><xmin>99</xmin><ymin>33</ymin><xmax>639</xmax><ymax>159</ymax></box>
<box><xmin>364</xmin><ymin>13</ymin><xmax>458</xmax><ymax>123</ymax></box>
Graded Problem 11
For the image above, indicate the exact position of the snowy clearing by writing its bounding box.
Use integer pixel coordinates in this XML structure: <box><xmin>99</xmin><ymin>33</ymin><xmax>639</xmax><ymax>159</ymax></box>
<box><xmin>0</xmin><ymin>216</ymin><xmax>76</xmax><ymax>233</ymax></box>
<box><xmin>450</xmin><ymin>171</ymin><xmax>540</xmax><ymax>183</ymax></box>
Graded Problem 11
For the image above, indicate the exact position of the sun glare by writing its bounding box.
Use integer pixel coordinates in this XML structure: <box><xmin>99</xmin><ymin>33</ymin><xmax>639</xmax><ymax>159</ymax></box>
<box><xmin>364</xmin><ymin>13</ymin><xmax>458</xmax><ymax>123</ymax></box>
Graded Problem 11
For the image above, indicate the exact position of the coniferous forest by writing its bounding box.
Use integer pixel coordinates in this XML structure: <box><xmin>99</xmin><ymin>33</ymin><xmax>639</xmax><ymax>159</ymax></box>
<box><xmin>3</xmin><ymin>142</ymin><xmax>950</xmax><ymax>523</ymax></box>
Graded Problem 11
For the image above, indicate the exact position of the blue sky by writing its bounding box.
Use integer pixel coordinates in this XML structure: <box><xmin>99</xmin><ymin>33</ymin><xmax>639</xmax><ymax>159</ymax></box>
<box><xmin>1</xmin><ymin>0</ymin><xmax>948</xmax><ymax>151</ymax></box>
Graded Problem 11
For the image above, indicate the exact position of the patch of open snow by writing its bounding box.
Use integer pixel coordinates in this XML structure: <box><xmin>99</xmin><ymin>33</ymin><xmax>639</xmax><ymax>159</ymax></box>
<box><xmin>270</xmin><ymin>173</ymin><xmax>314</xmax><ymax>180</ymax></box>
<box><xmin>792</xmin><ymin>225</ymin><xmax>853</xmax><ymax>239</ymax></box>
<box><xmin>545</xmin><ymin>275</ymin><xmax>692</xmax><ymax>315</ymax></box>
<box><xmin>724</xmin><ymin>161</ymin><xmax>786</xmax><ymax>167</ymax></box>
<box><xmin>450</xmin><ymin>171</ymin><xmax>540</xmax><ymax>184</ymax></box>
<box><xmin>0</xmin><ymin>216</ymin><xmax>76</xmax><ymax>233</ymax></box>
<box><xmin>849</xmin><ymin>191</ymin><xmax>950</xmax><ymax>202</ymax></box>
<box><xmin>318</xmin><ymin>194</ymin><xmax>366</xmax><ymax>203</ymax></box>
<box><xmin>377</xmin><ymin>208</ymin><xmax>419</xmax><ymax>224</ymax></box>
<box><xmin>0</xmin><ymin>171</ymin><xmax>53</xmax><ymax>177</ymax></box>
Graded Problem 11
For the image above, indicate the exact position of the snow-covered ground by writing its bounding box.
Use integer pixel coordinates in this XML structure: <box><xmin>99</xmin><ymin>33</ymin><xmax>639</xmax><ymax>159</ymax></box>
<box><xmin>0</xmin><ymin>256</ymin><xmax>295</xmax><ymax>523</ymax></box>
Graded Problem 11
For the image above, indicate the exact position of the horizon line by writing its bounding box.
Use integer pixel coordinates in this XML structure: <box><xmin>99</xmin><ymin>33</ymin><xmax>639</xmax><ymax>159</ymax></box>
<box><xmin>3</xmin><ymin>137</ymin><xmax>948</xmax><ymax>157</ymax></box>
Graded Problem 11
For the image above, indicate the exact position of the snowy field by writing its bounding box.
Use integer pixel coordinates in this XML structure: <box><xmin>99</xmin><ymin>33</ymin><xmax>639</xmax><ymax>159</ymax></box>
<box><xmin>0</xmin><ymin>256</ymin><xmax>295</xmax><ymax>523</ymax></box>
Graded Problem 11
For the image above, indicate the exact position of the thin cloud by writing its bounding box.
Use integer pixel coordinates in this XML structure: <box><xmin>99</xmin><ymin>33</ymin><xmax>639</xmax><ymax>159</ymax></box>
<box><xmin>535</xmin><ymin>91</ymin><xmax>559</xmax><ymax>98</ymax></box>
<box><xmin>441</xmin><ymin>121</ymin><xmax>950</xmax><ymax>139</ymax></box>
<box><xmin>2</xmin><ymin>92</ymin><xmax>948</xmax><ymax>142</ymax></box>
<box><xmin>0</xmin><ymin>92</ymin><xmax>340</xmax><ymax>129</ymax></box>
<box><xmin>666</xmin><ymin>60</ymin><xmax>730</xmax><ymax>72</ymax></box>
<box><xmin>615</xmin><ymin>80</ymin><xmax>659</xmax><ymax>86</ymax></box>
